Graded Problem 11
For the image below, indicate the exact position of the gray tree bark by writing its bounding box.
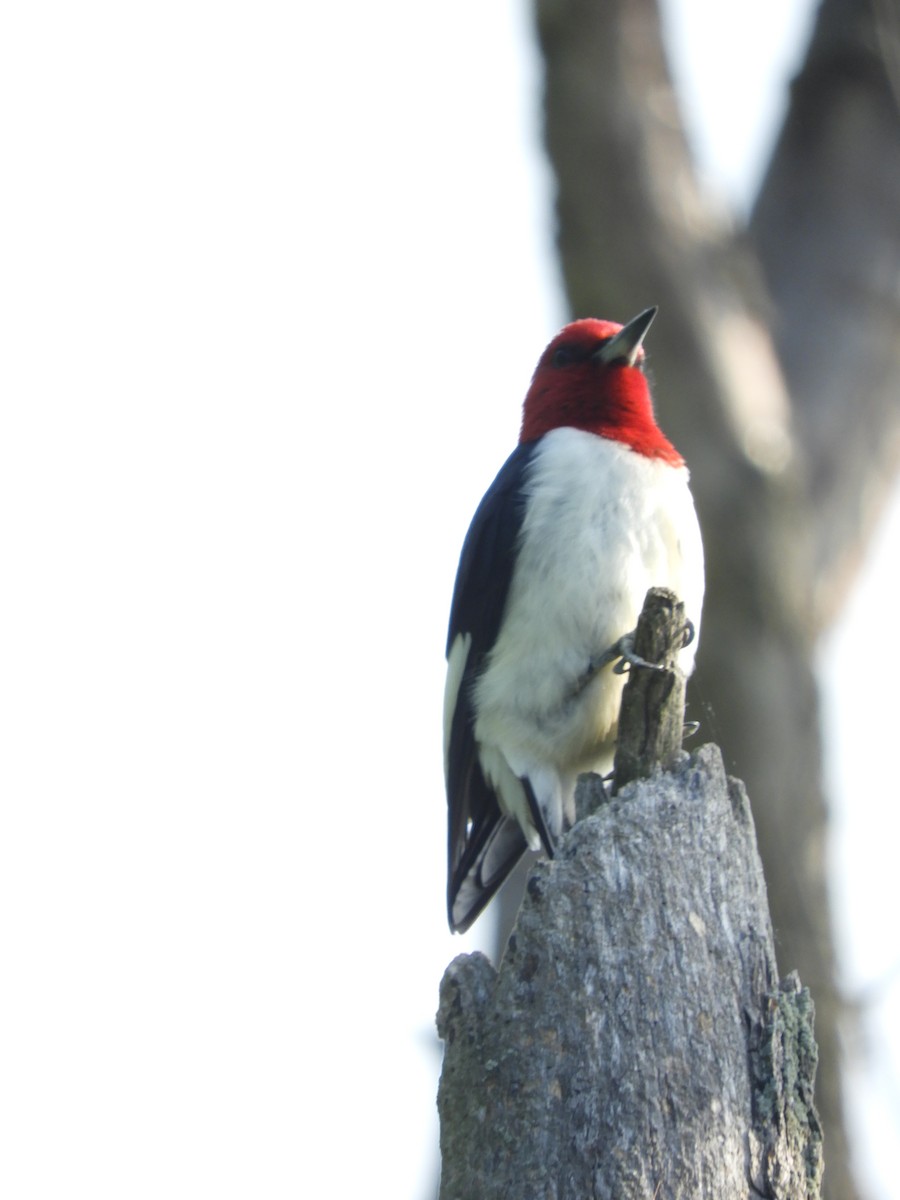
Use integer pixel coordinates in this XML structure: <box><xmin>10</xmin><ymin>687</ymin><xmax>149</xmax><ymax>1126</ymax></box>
<box><xmin>438</xmin><ymin>745</ymin><xmax>823</xmax><ymax>1199</ymax></box>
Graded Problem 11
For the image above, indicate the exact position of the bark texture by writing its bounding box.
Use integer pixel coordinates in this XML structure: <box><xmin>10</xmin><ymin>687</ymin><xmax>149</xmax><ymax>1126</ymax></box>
<box><xmin>437</xmin><ymin>746</ymin><xmax>823</xmax><ymax>1199</ymax></box>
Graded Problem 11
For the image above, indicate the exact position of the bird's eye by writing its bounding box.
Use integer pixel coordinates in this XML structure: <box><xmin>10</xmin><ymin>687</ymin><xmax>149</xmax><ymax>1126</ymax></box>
<box><xmin>552</xmin><ymin>347</ymin><xmax>574</xmax><ymax>368</ymax></box>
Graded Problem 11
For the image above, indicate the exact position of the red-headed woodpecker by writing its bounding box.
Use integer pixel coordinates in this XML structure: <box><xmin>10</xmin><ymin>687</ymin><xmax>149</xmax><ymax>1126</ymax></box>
<box><xmin>443</xmin><ymin>308</ymin><xmax>704</xmax><ymax>933</ymax></box>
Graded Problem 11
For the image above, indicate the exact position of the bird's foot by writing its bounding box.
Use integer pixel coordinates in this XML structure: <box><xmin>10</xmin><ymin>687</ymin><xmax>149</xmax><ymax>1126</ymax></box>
<box><xmin>574</xmin><ymin>772</ymin><xmax>611</xmax><ymax>822</ymax></box>
<box><xmin>578</xmin><ymin>633</ymin><xmax>661</xmax><ymax>685</ymax></box>
<box><xmin>578</xmin><ymin>622</ymin><xmax>689</xmax><ymax>695</ymax></box>
<box><xmin>587</xmin><ymin>620</ymin><xmax>695</xmax><ymax>680</ymax></box>
<box><xmin>609</xmin><ymin>631</ymin><xmax>666</xmax><ymax>676</ymax></box>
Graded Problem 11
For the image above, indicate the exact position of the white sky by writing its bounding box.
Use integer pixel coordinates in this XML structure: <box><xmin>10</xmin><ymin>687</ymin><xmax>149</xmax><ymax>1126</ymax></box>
<box><xmin>1</xmin><ymin>2</ymin><xmax>896</xmax><ymax>1198</ymax></box>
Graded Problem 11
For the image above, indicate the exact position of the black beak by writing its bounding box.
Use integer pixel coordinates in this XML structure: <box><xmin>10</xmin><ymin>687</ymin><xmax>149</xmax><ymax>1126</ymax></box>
<box><xmin>594</xmin><ymin>306</ymin><xmax>658</xmax><ymax>366</ymax></box>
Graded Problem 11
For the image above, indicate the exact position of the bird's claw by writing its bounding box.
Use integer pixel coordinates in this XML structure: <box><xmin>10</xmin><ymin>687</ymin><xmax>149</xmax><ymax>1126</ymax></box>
<box><xmin>590</xmin><ymin>620</ymin><xmax>695</xmax><ymax>679</ymax></box>
<box><xmin>584</xmin><ymin>631</ymin><xmax>664</xmax><ymax>679</ymax></box>
<box><xmin>610</xmin><ymin>631</ymin><xmax>665</xmax><ymax>675</ymax></box>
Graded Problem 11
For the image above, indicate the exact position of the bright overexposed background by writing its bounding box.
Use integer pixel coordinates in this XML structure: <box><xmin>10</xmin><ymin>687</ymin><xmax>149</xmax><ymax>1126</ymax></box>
<box><xmin>1</xmin><ymin>2</ymin><xmax>897</xmax><ymax>1197</ymax></box>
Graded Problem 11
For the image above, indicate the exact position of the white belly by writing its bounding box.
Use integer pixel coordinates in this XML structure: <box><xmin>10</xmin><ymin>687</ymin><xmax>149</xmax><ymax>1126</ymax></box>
<box><xmin>474</xmin><ymin>427</ymin><xmax>704</xmax><ymax>803</ymax></box>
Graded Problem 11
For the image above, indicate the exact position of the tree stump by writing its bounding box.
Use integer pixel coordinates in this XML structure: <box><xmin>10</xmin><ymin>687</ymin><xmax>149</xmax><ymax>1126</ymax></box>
<box><xmin>436</xmin><ymin>592</ymin><xmax>823</xmax><ymax>1197</ymax></box>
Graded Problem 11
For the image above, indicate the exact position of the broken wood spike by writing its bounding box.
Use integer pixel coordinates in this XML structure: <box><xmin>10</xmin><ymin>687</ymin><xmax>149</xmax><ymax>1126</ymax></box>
<box><xmin>612</xmin><ymin>586</ymin><xmax>688</xmax><ymax>795</ymax></box>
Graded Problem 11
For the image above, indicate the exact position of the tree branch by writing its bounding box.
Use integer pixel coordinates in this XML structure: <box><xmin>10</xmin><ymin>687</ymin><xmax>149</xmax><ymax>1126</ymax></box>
<box><xmin>751</xmin><ymin>0</ymin><xmax>900</xmax><ymax>628</ymax></box>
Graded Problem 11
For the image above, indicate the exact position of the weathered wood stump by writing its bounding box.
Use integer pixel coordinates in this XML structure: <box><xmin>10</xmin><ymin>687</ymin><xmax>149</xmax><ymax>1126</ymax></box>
<box><xmin>437</xmin><ymin>590</ymin><xmax>823</xmax><ymax>1198</ymax></box>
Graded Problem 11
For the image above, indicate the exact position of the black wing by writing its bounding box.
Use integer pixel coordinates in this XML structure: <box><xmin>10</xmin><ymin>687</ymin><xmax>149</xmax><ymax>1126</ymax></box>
<box><xmin>445</xmin><ymin>442</ymin><xmax>537</xmax><ymax>933</ymax></box>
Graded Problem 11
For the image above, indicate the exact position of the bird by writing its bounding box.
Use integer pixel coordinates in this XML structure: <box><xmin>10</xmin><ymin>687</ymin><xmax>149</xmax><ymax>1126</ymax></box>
<box><xmin>443</xmin><ymin>307</ymin><xmax>704</xmax><ymax>933</ymax></box>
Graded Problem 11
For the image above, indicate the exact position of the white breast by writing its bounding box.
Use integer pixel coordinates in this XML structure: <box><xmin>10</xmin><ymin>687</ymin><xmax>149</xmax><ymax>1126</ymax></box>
<box><xmin>474</xmin><ymin>427</ymin><xmax>704</xmax><ymax>817</ymax></box>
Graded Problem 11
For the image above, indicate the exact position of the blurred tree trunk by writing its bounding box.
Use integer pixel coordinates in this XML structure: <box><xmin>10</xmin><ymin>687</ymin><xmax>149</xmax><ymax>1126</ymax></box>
<box><xmin>514</xmin><ymin>0</ymin><xmax>900</xmax><ymax>1196</ymax></box>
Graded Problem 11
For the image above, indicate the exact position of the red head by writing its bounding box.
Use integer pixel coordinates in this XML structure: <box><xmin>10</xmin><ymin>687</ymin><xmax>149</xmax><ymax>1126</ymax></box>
<box><xmin>519</xmin><ymin>308</ymin><xmax>683</xmax><ymax>465</ymax></box>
